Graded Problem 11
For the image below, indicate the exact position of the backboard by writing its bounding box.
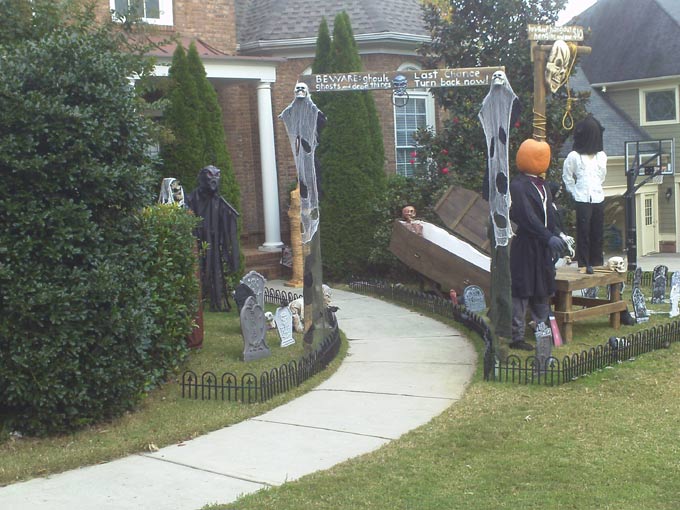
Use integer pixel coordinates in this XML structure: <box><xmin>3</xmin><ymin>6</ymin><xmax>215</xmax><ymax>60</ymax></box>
<box><xmin>625</xmin><ymin>139</ymin><xmax>675</xmax><ymax>176</ymax></box>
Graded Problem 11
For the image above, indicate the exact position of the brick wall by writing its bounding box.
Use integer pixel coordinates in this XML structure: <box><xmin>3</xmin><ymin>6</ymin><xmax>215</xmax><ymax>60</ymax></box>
<box><xmin>174</xmin><ymin>0</ymin><xmax>237</xmax><ymax>54</ymax></box>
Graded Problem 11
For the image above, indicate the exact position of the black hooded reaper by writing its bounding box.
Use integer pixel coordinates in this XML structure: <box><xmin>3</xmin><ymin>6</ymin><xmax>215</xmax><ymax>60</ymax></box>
<box><xmin>186</xmin><ymin>165</ymin><xmax>240</xmax><ymax>312</ymax></box>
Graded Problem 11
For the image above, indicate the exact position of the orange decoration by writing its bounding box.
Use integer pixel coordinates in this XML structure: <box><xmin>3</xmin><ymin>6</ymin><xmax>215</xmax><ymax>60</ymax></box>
<box><xmin>515</xmin><ymin>138</ymin><xmax>551</xmax><ymax>176</ymax></box>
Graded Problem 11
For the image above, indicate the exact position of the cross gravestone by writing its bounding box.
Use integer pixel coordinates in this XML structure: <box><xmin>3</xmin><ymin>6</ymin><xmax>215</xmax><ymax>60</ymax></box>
<box><xmin>632</xmin><ymin>266</ymin><xmax>642</xmax><ymax>292</ymax></box>
<box><xmin>241</xmin><ymin>270</ymin><xmax>266</xmax><ymax>311</ymax></box>
<box><xmin>651</xmin><ymin>265</ymin><xmax>668</xmax><ymax>304</ymax></box>
<box><xmin>670</xmin><ymin>272</ymin><xmax>680</xmax><ymax>318</ymax></box>
<box><xmin>463</xmin><ymin>285</ymin><xmax>486</xmax><ymax>313</ymax></box>
<box><xmin>234</xmin><ymin>283</ymin><xmax>256</xmax><ymax>314</ymax></box>
<box><xmin>240</xmin><ymin>296</ymin><xmax>270</xmax><ymax>361</ymax></box>
<box><xmin>274</xmin><ymin>305</ymin><xmax>295</xmax><ymax>347</ymax></box>
<box><xmin>632</xmin><ymin>287</ymin><xmax>650</xmax><ymax>323</ymax></box>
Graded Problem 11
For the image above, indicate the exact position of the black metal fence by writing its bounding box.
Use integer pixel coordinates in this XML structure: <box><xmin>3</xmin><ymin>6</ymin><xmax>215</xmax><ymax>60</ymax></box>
<box><xmin>349</xmin><ymin>279</ymin><xmax>679</xmax><ymax>387</ymax></box>
<box><xmin>181</xmin><ymin>287</ymin><xmax>342</xmax><ymax>402</ymax></box>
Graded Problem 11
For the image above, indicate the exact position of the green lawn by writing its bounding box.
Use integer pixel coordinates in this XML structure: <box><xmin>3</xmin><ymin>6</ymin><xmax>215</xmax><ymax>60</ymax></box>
<box><xmin>0</xmin><ymin>308</ymin><xmax>348</xmax><ymax>486</ymax></box>
<box><xmin>207</xmin><ymin>287</ymin><xmax>680</xmax><ymax>510</ymax></box>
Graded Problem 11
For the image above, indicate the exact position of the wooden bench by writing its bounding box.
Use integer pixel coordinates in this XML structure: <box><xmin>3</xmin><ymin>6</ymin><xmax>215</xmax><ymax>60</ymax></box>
<box><xmin>552</xmin><ymin>266</ymin><xmax>627</xmax><ymax>343</ymax></box>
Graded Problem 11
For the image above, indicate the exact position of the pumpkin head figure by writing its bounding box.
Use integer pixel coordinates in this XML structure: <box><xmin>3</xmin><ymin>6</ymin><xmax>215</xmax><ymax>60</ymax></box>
<box><xmin>516</xmin><ymin>138</ymin><xmax>551</xmax><ymax>176</ymax></box>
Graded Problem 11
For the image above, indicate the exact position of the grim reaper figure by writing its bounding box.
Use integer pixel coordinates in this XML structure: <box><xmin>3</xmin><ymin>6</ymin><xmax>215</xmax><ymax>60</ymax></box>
<box><xmin>478</xmin><ymin>69</ymin><xmax>521</xmax><ymax>342</ymax></box>
<box><xmin>186</xmin><ymin>165</ymin><xmax>240</xmax><ymax>312</ymax></box>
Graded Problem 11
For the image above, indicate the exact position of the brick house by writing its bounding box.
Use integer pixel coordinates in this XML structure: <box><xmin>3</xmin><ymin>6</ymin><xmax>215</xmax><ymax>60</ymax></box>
<box><xmin>104</xmin><ymin>0</ymin><xmax>433</xmax><ymax>273</ymax></box>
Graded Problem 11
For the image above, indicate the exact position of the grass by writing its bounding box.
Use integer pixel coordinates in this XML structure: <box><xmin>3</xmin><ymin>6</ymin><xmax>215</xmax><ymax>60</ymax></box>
<box><xmin>204</xmin><ymin>285</ymin><xmax>680</xmax><ymax>510</ymax></box>
<box><xmin>0</xmin><ymin>308</ymin><xmax>348</xmax><ymax>486</ymax></box>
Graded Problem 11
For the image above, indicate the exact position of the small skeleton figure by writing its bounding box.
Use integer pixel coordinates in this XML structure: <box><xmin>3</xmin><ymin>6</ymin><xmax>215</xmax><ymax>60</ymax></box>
<box><xmin>264</xmin><ymin>311</ymin><xmax>277</xmax><ymax>330</ymax></box>
<box><xmin>400</xmin><ymin>205</ymin><xmax>423</xmax><ymax>235</ymax></box>
<box><xmin>158</xmin><ymin>178</ymin><xmax>185</xmax><ymax>207</ymax></box>
<box><xmin>288</xmin><ymin>297</ymin><xmax>304</xmax><ymax>333</ymax></box>
<box><xmin>545</xmin><ymin>40</ymin><xmax>572</xmax><ymax>93</ymax></box>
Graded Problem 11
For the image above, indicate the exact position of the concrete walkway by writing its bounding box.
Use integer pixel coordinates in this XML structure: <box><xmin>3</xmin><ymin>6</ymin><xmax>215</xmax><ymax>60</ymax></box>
<box><xmin>0</xmin><ymin>282</ymin><xmax>476</xmax><ymax>510</ymax></box>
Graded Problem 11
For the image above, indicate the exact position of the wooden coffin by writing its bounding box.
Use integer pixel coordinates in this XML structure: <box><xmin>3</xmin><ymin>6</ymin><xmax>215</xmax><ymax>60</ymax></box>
<box><xmin>389</xmin><ymin>220</ymin><xmax>491</xmax><ymax>296</ymax></box>
<box><xmin>434</xmin><ymin>187</ymin><xmax>491</xmax><ymax>255</ymax></box>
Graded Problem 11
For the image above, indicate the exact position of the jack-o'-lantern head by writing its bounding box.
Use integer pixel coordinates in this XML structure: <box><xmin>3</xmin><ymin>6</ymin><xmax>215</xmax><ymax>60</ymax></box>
<box><xmin>516</xmin><ymin>138</ymin><xmax>551</xmax><ymax>176</ymax></box>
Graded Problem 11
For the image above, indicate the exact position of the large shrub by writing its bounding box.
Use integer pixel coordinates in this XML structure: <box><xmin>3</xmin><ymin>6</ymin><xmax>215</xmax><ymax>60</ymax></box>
<box><xmin>139</xmin><ymin>205</ymin><xmax>200</xmax><ymax>387</ymax></box>
<box><xmin>0</xmin><ymin>3</ymin><xmax>163</xmax><ymax>435</ymax></box>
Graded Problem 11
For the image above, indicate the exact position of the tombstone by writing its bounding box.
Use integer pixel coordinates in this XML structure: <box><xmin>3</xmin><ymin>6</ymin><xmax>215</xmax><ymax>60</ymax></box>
<box><xmin>632</xmin><ymin>266</ymin><xmax>642</xmax><ymax>292</ymax></box>
<box><xmin>606</xmin><ymin>282</ymin><xmax>625</xmax><ymax>301</ymax></box>
<box><xmin>463</xmin><ymin>285</ymin><xmax>486</xmax><ymax>313</ymax></box>
<box><xmin>670</xmin><ymin>272</ymin><xmax>680</xmax><ymax>318</ymax></box>
<box><xmin>581</xmin><ymin>287</ymin><xmax>599</xmax><ymax>299</ymax></box>
<box><xmin>240</xmin><ymin>296</ymin><xmax>270</xmax><ymax>361</ymax></box>
<box><xmin>632</xmin><ymin>287</ymin><xmax>650</xmax><ymax>323</ymax></box>
<box><xmin>241</xmin><ymin>270</ymin><xmax>266</xmax><ymax>311</ymax></box>
<box><xmin>234</xmin><ymin>283</ymin><xmax>256</xmax><ymax>314</ymax></box>
<box><xmin>534</xmin><ymin>322</ymin><xmax>553</xmax><ymax>376</ymax></box>
<box><xmin>651</xmin><ymin>265</ymin><xmax>668</xmax><ymax>304</ymax></box>
<box><xmin>274</xmin><ymin>305</ymin><xmax>295</xmax><ymax>347</ymax></box>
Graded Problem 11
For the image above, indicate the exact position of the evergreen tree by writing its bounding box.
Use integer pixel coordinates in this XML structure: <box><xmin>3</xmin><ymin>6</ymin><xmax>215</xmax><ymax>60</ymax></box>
<box><xmin>160</xmin><ymin>44</ymin><xmax>203</xmax><ymax>193</ymax></box>
<box><xmin>416</xmin><ymin>0</ymin><xmax>588</xmax><ymax>192</ymax></box>
<box><xmin>186</xmin><ymin>42</ymin><xmax>240</xmax><ymax>211</ymax></box>
<box><xmin>316</xmin><ymin>12</ymin><xmax>386</xmax><ymax>278</ymax></box>
<box><xmin>311</xmin><ymin>16</ymin><xmax>332</xmax><ymax>114</ymax></box>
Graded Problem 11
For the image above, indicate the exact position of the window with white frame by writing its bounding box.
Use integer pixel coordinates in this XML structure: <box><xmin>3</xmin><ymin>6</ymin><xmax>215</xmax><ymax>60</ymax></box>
<box><xmin>640</xmin><ymin>86</ymin><xmax>679</xmax><ymax>125</ymax></box>
<box><xmin>394</xmin><ymin>64</ymin><xmax>435</xmax><ymax>177</ymax></box>
<box><xmin>111</xmin><ymin>0</ymin><xmax>173</xmax><ymax>26</ymax></box>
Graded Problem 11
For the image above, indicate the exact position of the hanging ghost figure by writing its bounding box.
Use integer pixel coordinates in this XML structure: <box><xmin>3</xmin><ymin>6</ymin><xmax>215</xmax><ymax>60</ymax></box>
<box><xmin>478</xmin><ymin>69</ymin><xmax>521</xmax><ymax>247</ymax></box>
<box><xmin>185</xmin><ymin>165</ymin><xmax>240</xmax><ymax>312</ymax></box>
<box><xmin>279</xmin><ymin>82</ymin><xmax>326</xmax><ymax>244</ymax></box>
<box><xmin>545</xmin><ymin>40</ymin><xmax>571</xmax><ymax>93</ymax></box>
<box><xmin>158</xmin><ymin>177</ymin><xmax>185</xmax><ymax>207</ymax></box>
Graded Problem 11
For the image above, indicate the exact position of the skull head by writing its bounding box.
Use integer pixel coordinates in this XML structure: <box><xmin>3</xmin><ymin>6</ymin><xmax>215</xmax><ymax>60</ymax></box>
<box><xmin>402</xmin><ymin>205</ymin><xmax>416</xmax><ymax>223</ymax></box>
<box><xmin>294</xmin><ymin>82</ymin><xmax>309</xmax><ymax>99</ymax></box>
<box><xmin>492</xmin><ymin>70</ymin><xmax>507</xmax><ymax>87</ymax></box>
<box><xmin>392</xmin><ymin>74</ymin><xmax>408</xmax><ymax>96</ymax></box>
<box><xmin>545</xmin><ymin>40</ymin><xmax>571</xmax><ymax>93</ymax></box>
<box><xmin>607</xmin><ymin>256</ymin><xmax>626</xmax><ymax>273</ymax></box>
<box><xmin>170</xmin><ymin>179</ymin><xmax>184</xmax><ymax>204</ymax></box>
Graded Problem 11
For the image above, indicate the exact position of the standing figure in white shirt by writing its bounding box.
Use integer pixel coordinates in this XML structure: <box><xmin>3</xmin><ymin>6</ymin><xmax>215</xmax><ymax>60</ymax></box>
<box><xmin>562</xmin><ymin>115</ymin><xmax>607</xmax><ymax>274</ymax></box>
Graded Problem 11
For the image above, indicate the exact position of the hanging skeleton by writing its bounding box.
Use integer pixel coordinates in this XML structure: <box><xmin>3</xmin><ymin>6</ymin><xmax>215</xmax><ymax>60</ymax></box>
<box><xmin>478</xmin><ymin>70</ymin><xmax>520</xmax><ymax>247</ymax></box>
<box><xmin>158</xmin><ymin>177</ymin><xmax>185</xmax><ymax>207</ymax></box>
<box><xmin>279</xmin><ymin>82</ymin><xmax>326</xmax><ymax>244</ymax></box>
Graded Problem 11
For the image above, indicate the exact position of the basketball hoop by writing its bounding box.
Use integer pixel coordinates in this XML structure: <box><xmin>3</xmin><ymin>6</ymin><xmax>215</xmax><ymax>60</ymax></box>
<box><xmin>652</xmin><ymin>173</ymin><xmax>663</xmax><ymax>185</ymax></box>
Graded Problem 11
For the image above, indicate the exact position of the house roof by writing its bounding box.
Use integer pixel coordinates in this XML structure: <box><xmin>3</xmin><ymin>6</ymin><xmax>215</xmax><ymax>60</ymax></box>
<box><xmin>559</xmin><ymin>67</ymin><xmax>649</xmax><ymax>157</ymax></box>
<box><xmin>571</xmin><ymin>0</ymin><xmax>680</xmax><ymax>84</ymax></box>
<box><xmin>236</xmin><ymin>0</ymin><xmax>429</xmax><ymax>53</ymax></box>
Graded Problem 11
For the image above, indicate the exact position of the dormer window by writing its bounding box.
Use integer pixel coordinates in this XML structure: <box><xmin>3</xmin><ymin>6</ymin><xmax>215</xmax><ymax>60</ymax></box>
<box><xmin>111</xmin><ymin>0</ymin><xmax>173</xmax><ymax>26</ymax></box>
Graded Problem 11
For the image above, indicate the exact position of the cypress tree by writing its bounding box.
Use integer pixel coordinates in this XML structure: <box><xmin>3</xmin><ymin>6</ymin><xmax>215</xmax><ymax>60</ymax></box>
<box><xmin>316</xmin><ymin>12</ymin><xmax>386</xmax><ymax>278</ymax></box>
<box><xmin>160</xmin><ymin>44</ymin><xmax>202</xmax><ymax>193</ymax></box>
<box><xmin>186</xmin><ymin>42</ymin><xmax>240</xmax><ymax>211</ymax></box>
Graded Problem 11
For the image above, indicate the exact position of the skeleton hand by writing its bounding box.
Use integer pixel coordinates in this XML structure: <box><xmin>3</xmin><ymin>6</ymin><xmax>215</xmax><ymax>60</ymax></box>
<box><xmin>559</xmin><ymin>232</ymin><xmax>576</xmax><ymax>258</ymax></box>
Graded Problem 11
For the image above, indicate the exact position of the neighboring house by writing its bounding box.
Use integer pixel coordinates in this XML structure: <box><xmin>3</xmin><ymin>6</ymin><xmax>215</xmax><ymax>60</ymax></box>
<box><xmin>568</xmin><ymin>0</ymin><xmax>680</xmax><ymax>256</ymax></box>
<box><xmin>102</xmin><ymin>0</ymin><xmax>433</xmax><ymax>265</ymax></box>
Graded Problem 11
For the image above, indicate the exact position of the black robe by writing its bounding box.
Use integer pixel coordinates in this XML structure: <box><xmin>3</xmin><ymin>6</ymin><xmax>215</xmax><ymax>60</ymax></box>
<box><xmin>186</xmin><ymin>189</ymin><xmax>239</xmax><ymax>312</ymax></box>
<box><xmin>509</xmin><ymin>173</ymin><xmax>558</xmax><ymax>299</ymax></box>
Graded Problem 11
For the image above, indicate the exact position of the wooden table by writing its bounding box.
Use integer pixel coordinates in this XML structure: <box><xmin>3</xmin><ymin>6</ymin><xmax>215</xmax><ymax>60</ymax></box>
<box><xmin>552</xmin><ymin>266</ymin><xmax>627</xmax><ymax>343</ymax></box>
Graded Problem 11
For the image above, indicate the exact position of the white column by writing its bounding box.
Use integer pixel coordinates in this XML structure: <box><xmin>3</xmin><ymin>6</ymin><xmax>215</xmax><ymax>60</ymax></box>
<box><xmin>256</xmin><ymin>81</ymin><xmax>283</xmax><ymax>251</ymax></box>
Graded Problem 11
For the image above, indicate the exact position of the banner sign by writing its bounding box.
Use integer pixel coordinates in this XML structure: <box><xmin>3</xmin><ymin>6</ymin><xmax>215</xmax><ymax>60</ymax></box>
<box><xmin>299</xmin><ymin>66</ymin><xmax>505</xmax><ymax>93</ymax></box>
<box><xmin>527</xmin><ymin>24</ymin><xmax>584</xmax><ymax>41</ymax></box>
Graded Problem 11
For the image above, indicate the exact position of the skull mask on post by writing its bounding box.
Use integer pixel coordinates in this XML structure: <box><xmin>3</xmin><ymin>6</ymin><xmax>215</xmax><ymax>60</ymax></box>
<box><xmin>607</xmin><ymin>256</ymin><xmax>626</xmax><ymax>273</ymax></box>
<box><xmin>545</xmin><ymin>40</ymin><xmax>571</xmax><ymax>93</ymax></box>
<box><xmin>294</xmin><ymin>82</ymin><xmax>309</xmax><ymax>99</ymax></box>
<box><xmin>491</xmin><ymin>70</ymin><xmax>507</xmax><ymax>87</ymax></box>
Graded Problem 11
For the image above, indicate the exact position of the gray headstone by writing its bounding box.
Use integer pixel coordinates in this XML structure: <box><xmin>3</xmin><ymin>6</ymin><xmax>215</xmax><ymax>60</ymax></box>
<box><xmin>463</xmin><ymin>285</ymin><xmax>486</xmax><ymax>313</ymax></box>
<box><xmin>241</xmin><ymin>270</ymin><xmax>266</xmax><ymax>311</ymax></box>
<box><xmin>240</xmin><ymin>296</ymin><xmax>271</xmax><ymax>361</ymax></box>
<box><xmin>632</xmin><ymin>266</ymin><xmax>642</xmax><ymax>291</ymax></box>
<box><xmin>234</xmin><ymin>283</ymin><xmax>256</xmax><ymax>314</ymax></box>
<box><xmin>581</xmin><ymin>287</ymin><xmax>599</xmax><ymax>298</ymax></box>
<box><xmin>274</xmin><ymin>305</ymin><xmax>295</xmax><ymax>347</ymax></box>
<box><xmin>651</xmin><ymin>265</ymin><xmax>668</xmax><ymax>304</ymax></box>
<box><xmin>632</xmin><ymin>287</ymin><xmax>650</xmax><ymax>323</ymax></box>
<box><xmin>670</xmin><ymin>272</ymin><xmax>680</xmax><ymax>318</ymax></box>
<box><xmin>534</xmin><ymin>322</ymin><xmax>553</xmax><ymax>376</ymax></box>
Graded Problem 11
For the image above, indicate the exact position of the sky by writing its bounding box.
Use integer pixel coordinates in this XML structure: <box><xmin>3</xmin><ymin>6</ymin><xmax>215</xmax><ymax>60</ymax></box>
<box><xmin>556</xmin><ymin>0</ymin><xmax>599</xmax><ymax>25</ymax></box>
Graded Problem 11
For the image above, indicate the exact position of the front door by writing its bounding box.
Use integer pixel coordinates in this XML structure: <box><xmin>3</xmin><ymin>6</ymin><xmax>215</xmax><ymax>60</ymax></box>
<box><xmin>639</xmin><ymin>192</ymin><xmax>657</xmax><ymax>255</ymax></box>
